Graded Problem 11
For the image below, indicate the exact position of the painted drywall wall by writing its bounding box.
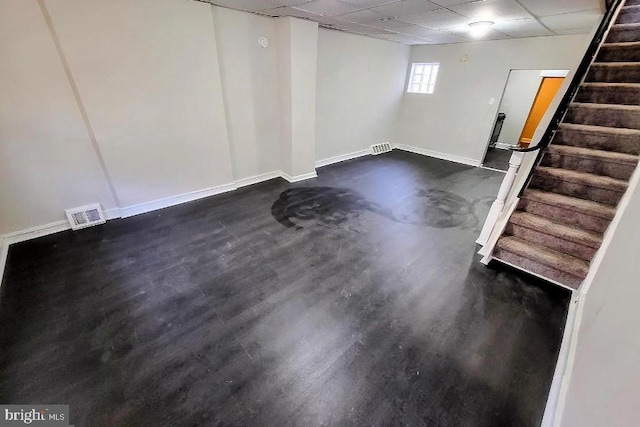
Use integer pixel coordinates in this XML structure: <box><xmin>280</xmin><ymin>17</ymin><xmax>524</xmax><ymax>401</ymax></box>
<box><xmin>559</xmin><ymin>170</ymin><xmax>640</xmax><ymax>427</ymax></box>
<box><xmin>0</xmin><ymin>0</ymin><xmax>116</xmax><ymax>235</ymax></box>
<box><xmin>316</xmin><ymin>29</ymin><xmax>410</xmax><ymax>162</ymax></box>
<box><xmin>495</xmin><ymin>70</ymin><xmax>542</xmax><ymax>147</ymax></box>
<box><xmin>44</xmin><ymin>0</ymin><xmax>234</xmax><ymax>208</ymax></box>
<box><xmin>212</xmin><ymin>6</ymin><xmax>281</xmax><ymax>181</ymax></box>
<box><xmin>396</xmin><ymin>34</ymin><xmax>592</xmax><ymax>164</ymax></box>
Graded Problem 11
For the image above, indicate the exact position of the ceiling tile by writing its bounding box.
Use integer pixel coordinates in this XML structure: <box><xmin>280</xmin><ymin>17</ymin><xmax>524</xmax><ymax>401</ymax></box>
<box><xmin>366</xmin><ymin>17</ymin><xmax>416</xmax><ymax>29</ymax></box>
<box><xmin>262</xmin><ymin>6</ymin><xmax>323</xmax><ymax>17</ymax></box>
<box><xmin>371</xmin><ymin>0</ymin><xmax>442</xmax><ymax>18</ymax></box>
<box><xmin>341</xmin><ymin>0</ymin><xmax>400</xmax><ymax>7</ymax></box>
<box><xmin>429</xmin><ymin>0</ymin><xmax>477</xmax><ymax>6</ymax></box>
<box><xmin>402</xmin><ymin>8</ymin><xmax>470</xmax><ymax>29</ymax></box>
<box><xmin>378</xmin><ymin>33</ymin><xmax>433</xmax><ymax>44</ymax></box>
<box><xmin>337</xmin><ymin>9</ymin><xmax>385</xmax><ymax>22</ymax></box>
<box><xmin>294</xmin><ymin>0</ymin><xmax>361</xmax><ymax>16</ymax></box>
<box><xmin>516</xmin><ymin>0</ymin><xmax>602</xmax><ymax>18</ymax></box>
<box><xmin>449</xmin><ymin>0</ymin><xmax>533</xmax><ymax>22</ymax></box>
<box><xmin>493</xmin><ymin>18</ymin><xmax>555</xmax><ymax>37</ymax></box>
<box><xmin>395</xmin><ymin>24</ymin><xmax>449</xmax><ymax>38</ymax></box>
<box><xmin>539</xmin><ymin>9</ymin><xmax>603</xmax><ymax>34</ymax></box>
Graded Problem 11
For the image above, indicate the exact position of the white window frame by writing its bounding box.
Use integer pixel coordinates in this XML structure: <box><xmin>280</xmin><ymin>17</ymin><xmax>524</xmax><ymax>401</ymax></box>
<box><xmin>407</xmin><ymin>62</ymin><xmax>440</xmax><ymax>94</ymax></box>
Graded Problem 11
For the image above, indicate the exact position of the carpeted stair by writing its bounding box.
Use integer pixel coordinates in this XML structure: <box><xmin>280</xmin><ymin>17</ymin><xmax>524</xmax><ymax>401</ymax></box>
<box><xmin>493</xmin><ymin>0</ymin><xmax>640</xmax><ymax>290</ymax></box>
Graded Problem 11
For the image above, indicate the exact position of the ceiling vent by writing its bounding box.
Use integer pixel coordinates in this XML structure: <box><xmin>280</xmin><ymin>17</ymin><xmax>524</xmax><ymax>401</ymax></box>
<box><xmin>370</xmin><ymin>142</ymin><xmax>392</xmax><ymax>155</ymax></box>
<box><xmin>65</xmin><ymin>204</ymin><xmax>106</xmax><ymax>230</ymax></box>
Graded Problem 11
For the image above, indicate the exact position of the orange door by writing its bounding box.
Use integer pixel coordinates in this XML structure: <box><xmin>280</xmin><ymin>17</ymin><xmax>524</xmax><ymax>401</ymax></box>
<box><xmin>518</xmin><ymin>77</ymin><xmax>565</xmax><ymax>147</ymax></box>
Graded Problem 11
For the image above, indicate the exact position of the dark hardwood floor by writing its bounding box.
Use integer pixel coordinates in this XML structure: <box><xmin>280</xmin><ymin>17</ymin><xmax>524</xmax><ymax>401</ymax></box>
<box><xmin>0</xmin><ymin>151</ymin><xmax>570</xmax><ymax>426</ymax></box>
<box><xmin>483</xmin><ymin>147</ymin><xmax>512</xmax><ymax>171</ymax></box>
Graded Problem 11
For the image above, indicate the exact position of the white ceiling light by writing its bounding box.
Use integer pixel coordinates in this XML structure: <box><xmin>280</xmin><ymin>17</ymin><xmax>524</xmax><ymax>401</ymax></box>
<box><xmin>468</xmin><ymin>21</ymin><xmax>495</xmax><ymax>38</ymax></box>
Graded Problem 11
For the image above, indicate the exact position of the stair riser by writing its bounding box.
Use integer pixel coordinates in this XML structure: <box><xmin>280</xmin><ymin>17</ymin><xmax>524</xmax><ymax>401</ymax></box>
<box><xmin>541</xmin><ymin>152</ymin><xmax>638</xmax><ymax>180</ymax></box>
<box><xmin>606</xmin><ymin>27</ymin><xmax>640</xmax><ymax>43</ymax></box>
<box><xmin>565</xmin><ymin>106</ymin><xmax>640</xmax><ymax>130</ymax></box>
<box><xmin>575</xmin><ymin>85</ymin><xmax>640</xmax><ymax>105</ymax></box>
<box><xmin>493</xmin><ymin>249</ymin><xmax>583</xmax><ymax>290</ymax></box>
<box><xmin>517</xmin><ymin>199</ymin><xmax>611</xmax><ymax>233</ymax></box>
<box><xmin>617</xmin><ymin>8</ymin><xmax>640</xmax><ymax>25</ymax></box>
<box><xmin>587</xmin><ymin>66</ymin><xmax>640</xmax><ymax>83</ymax></box>
<box><xmin>505</xmin><ymin>223</ymin><xmax>598</xmax><ymax>261</ymax></box>
<box><xmin>554</xmin><ymin>129</ymin><xmax>640</xmax><ymax>154</ymax></box>
<box><xmin>598</xmin><ymin>44</ymin><xmax>640</xmax><ymax>62</ymax></box>
<box><xmin>529</xmin><ymin>175</ymin><xmax>625</xmax><ymax>206</ymax></box>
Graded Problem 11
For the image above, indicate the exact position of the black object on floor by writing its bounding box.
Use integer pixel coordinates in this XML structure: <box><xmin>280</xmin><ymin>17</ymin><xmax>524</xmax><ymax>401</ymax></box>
<box><xmin>0</xmin><ymin>151</ymin><xmax>570</xmax><ymax>426</ymax></box>
<box><xmin>483</xmin><ymin>147</ymin><xmax>512</xmax><ymax>171</ymax></box>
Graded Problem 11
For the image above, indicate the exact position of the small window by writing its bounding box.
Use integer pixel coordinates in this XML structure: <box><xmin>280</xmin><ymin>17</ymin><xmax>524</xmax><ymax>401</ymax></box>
<box><xmin>407</xmin><ymin>62</ymin><xmax>439</xmax><ymax>94</ymax></box>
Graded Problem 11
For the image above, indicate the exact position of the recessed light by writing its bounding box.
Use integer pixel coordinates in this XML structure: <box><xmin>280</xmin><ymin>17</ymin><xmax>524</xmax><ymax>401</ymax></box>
<box><xmin>468</xmin><ymin>21</ymin><xmax>494</xmax><ymax>38</ymax></box>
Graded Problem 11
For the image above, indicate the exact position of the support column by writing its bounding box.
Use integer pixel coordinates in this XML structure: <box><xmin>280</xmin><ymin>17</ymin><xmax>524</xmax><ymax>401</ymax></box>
<box><xmin>276</xmin><ymin>17</ymin><xmax>318</xmax><ymax>182</ymax></box>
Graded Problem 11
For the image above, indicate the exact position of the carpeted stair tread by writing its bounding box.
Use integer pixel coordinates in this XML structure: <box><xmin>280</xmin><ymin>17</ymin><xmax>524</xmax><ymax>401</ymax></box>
<box><xmin>558</xmin><ymin>122</ymin><xmax>640</xmax><ymax>137</ymax></box>
<box><xmin>547</xmin><ymin>145</ymin><xmax>639</xmax><ymax>164</ymax></box>
<box><xmin>598</xmin><ymin>41</ymin><xmax>640</xmax><ymax>62</ymax></box>
<box><xmin>535</xmin><ymin>166</ymin><xmax>628</xmax><ymax>192</ymax></box>
<box><xmin>509</xmin><ymin>211</ymin><xmax>603</xmax><ymax>249</ymax></box>
<box><xmin>587</xmin><ymin>62</ymin><xmax>640</xmax><ymax>83</ymax></box>
<box><xmin>565</xmin><ymin>102</ymin><xmax>640</xmax><ymax>130</ymax></box>
<box><xmin>576</xmin><ymin>82</ymin><xmax>640</xmax><ymax>104</ymax></box>
<box><xmin>606</xmin><ymin>23</ymin><xmax>640</xmax><ymax>43</ymax></box>
<box><xmin>543</xmin><ymin>144</ymin><xmax>640</xmax><ymax>179</ymax></box>
<box><xmin>496</xmin><ymin>236</ymin><xmax>590</xmax><ymax>279</ymax></box>
<box><xmin>569</xmin><ymin>102</ymin><xmax>640</xmax><ymax>112</ymax></box>
<box><xmin>522</xmin><ymin>189</ymin><xmax>617</xmax><ymax>220</ymax></box>
<box><xmin>617</xmin><ymin>5</ymin><xmax>640</xmax><ymax>25</ymax></box>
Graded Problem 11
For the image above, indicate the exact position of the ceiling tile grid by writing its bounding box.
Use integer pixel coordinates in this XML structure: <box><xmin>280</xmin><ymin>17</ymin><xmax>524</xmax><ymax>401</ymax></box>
<box><xmin>201</xmin><ymin>0</ymin><xmax>605</xmax><ymax>45</ymax></box>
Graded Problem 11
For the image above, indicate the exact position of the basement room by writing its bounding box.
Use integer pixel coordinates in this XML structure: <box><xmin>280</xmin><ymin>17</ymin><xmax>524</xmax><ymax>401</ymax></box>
<box><xmin>1</xmin><ymin>0</ymin><xmax>639</xmax><ymax>426</ymax></box>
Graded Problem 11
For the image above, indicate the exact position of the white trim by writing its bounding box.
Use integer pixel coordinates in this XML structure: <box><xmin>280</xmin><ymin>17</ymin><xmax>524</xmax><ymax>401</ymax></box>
<box><xmin>280</xmin><ymin>171</ymin><xmax>318</xmax><ymax>183</ymax></box>
<box><xmin>542</xmin><ymin>291</ymin><xmax>581</xmax><ymax>427</ymax></box>
<box><xmin>235</xmin><ymin>171</ymin><xmax>281</xmax><ymax>188</ymax></box>
<box><xmin>315</xmin><ymin>149</ymin><xmax>370</xmax><ymax>168</ymax></box>
<box><xmin>480</xmin><ymin>166</ymin><xmax>507</xmax><ymax>174</ymax></box>
<box><xmin>494</xmin><ymin>143</ymin><xmax>513</xmax><ymax>150</ymax></box>
<box><xmin>0</xmin><ymin>238</ymin><xmax>9</xmax><ymax>289</ymax></box>
<box><xmin>119</xmin><ymin>183</ymin><xmax>237</xmax><ymax>218</ymax></box>
<box><xmin>540</xmin><ymin>69</ymin><xmax>570</xmax><ymax>78</ymax></box>
<box><xmin>394</xmin><ymin>144</ymin><xmax>482</xmax><ymax>167</ymax></box>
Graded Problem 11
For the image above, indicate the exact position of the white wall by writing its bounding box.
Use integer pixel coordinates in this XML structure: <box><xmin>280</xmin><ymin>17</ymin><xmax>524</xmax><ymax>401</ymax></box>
<box><xmin>396</xmin><ymin>35</ymin><xmax>591</xmax><ymax>164</ymax></box>
<box><xmin>496</xmin><ymin>70</ymin><xmax>542</xmax><ymax>146</ymax></box>
<box><xmin>0</xmin><ymin>0</ymin><xmax>116</xmax><ymax>235</ymax></box>
<box><xmin>559</xmin><ymin>170</ymin><xmax>640</xmax><ymax>427</ymax></box>
<box><xmin>316</xmin><ymin>29</ymin><xmax>410</xmax><ymax>162</ymax></box>
<box><xmin>212</xmin><ymin>6</ymin><xmax>282</xmax><ymax>181</ymax></box>
<box><xmin>44</xmin><ymin>0</ymin><xmax>234</xmax><ymax>208</ymax></box>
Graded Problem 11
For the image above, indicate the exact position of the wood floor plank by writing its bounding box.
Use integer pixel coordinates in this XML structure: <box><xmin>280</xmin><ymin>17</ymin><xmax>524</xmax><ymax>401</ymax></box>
<box><xmin>0</xmin><ymin>151</ymin><xmax>570</xmax><ymax>426</ymax></box>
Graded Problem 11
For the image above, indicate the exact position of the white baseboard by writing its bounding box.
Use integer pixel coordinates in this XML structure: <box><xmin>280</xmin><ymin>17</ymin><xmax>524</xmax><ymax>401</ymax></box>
<box><xmin>120</xmin><ymin>183</ymin><xmax>238</xmax><ymax>218</ymax></box>
<box><xmin>280</xmin><ymin>171</ymin><xmax>318</xmax><ymax>183</ymax></box>
<box><xmin>394</xmin><ymin>144</ymin><xmax>482</xmax><ymax>167</ymax></box>
<box><xmin>315</xmin><ymin>149</ymin><xmax>370</xmax><ymax>168</ymax></box>
<box><xmin>235</xmin><ymin>171</ymin><xmax>281</xmax><ymax>188</ymax></box>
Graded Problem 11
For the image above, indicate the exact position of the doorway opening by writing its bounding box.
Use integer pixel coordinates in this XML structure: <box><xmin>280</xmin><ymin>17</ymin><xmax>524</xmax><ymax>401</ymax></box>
<box><xmin>482</xmin><ymin>69</ymin><xmax>568</xmax><ymax>171</ymax></box>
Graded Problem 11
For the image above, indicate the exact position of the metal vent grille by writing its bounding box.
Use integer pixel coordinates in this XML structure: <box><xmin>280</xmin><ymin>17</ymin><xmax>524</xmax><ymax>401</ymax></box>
<box><xmin>65</xmin><ymin>204</ymin><xmax>106</xmax><ymax>230</ymax></box>
<box><xmin>370</xmin><ymin>143</ymin><xmax>392</xmax><ymax>155</ymax></box>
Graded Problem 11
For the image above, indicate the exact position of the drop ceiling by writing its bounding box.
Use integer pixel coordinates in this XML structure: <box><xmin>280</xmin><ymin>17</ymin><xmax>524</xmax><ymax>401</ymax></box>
<box><xmin>199</xmin><ymin>0</ymin><xmax>604</xmax><ymax>45</ymax></box>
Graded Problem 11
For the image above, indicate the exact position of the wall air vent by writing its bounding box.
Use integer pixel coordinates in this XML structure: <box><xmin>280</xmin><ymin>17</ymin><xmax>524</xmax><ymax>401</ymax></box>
<box><xmin>370</xmin><ymin>142</ymin><xmax>392</xmax><ymax>155</ymax></box>
<box><xmin>65</xmin><ymin>204</ymin><xmax>106</xmax><ymax>230</ymax></box>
